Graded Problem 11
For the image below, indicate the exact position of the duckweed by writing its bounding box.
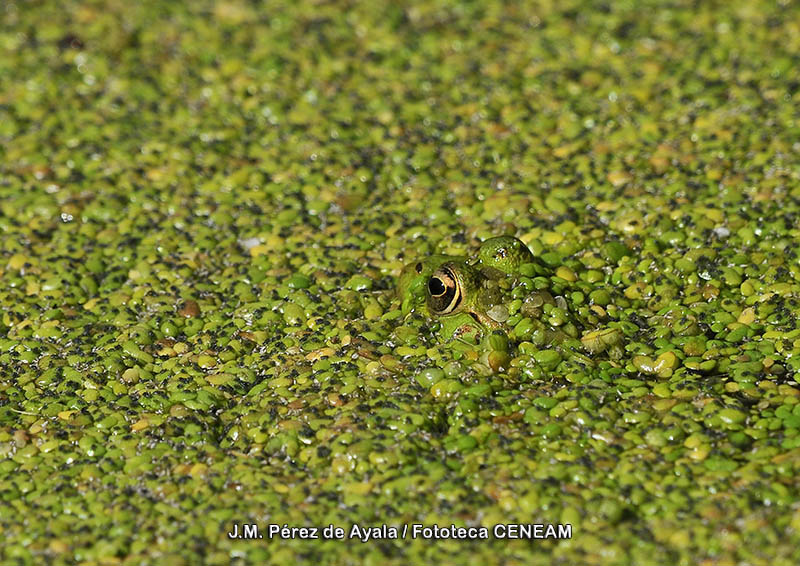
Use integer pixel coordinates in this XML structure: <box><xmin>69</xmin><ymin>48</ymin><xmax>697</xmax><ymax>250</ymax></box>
<box><xmin>2</xmin><ymin>1</ymin><xmax>800</xmax><ymax>565</ymax></box>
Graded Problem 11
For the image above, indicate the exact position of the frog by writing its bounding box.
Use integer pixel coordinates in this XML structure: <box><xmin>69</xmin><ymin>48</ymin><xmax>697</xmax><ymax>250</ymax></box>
<box><xmin>397</xmin><ymin>236</ymin><xmax>624</xmax><ymax>366</ymax></box>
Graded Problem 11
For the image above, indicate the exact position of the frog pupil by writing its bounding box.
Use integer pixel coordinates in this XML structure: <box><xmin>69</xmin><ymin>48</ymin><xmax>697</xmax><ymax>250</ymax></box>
<box><xmin>428</xmin><ymin>277</ymin><xmax>447</xmax><ymax>296</ymax></box>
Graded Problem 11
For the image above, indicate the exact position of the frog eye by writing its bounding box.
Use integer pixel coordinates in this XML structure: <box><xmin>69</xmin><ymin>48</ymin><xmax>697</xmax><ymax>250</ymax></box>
<box><xmin>427</xmin><ymin>266</ymin><xmax>462</xmax><ymax>315</ymax></box>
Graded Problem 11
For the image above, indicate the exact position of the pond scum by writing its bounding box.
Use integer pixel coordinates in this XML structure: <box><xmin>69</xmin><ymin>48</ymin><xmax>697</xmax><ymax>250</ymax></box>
<box><xmin>1</xmin><ymin>1</ymin><xmax>800</xmax><ymax>565</ymax></box>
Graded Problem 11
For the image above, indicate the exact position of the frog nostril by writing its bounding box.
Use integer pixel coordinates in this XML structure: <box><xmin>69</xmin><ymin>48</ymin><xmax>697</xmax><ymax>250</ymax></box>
<box><xmin>415</xmin><ymin>262</ymin><xmax>423</xmax><ymax>274</ymax></box>
<box><xmin>428</xmin><ymin>277</ymin><xmax>447</xmax><ymax>296</ymax></box>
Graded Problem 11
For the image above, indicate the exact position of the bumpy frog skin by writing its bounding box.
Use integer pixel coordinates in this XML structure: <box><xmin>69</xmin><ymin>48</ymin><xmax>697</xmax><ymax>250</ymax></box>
<box><xmin>397</xmin><ymin>237</ymin><xmax>622</xmax><ymax>362</ymax></box>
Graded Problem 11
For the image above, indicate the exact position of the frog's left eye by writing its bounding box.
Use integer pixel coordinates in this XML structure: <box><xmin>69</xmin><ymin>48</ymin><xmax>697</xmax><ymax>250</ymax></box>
<box><xmin>427</xmin><ymin>266</ymin><xmax>462</xmax><ymax>315</ymax></box>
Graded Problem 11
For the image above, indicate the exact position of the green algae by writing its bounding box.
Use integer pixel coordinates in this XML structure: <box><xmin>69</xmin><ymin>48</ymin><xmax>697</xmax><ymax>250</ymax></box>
<box><xmin>2</xmin><ymin>0</ymin><xmax>800</xmax><ymax>565</ymax></box>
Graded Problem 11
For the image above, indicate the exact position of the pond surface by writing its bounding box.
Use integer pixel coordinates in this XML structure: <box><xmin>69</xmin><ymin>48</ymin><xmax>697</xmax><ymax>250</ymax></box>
<box><xmin>2</xmin><ymin>1</ymin><xmax>800</xmax><ymax>564</ymax></box>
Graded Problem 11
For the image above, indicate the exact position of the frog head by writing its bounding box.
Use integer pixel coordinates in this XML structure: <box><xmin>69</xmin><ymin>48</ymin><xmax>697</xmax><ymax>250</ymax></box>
<box><xmin>397</xmin><ymin>237</ymin><xmax>536</xmax><ymax>335</ymax></box>
<box><xmin>396</xmin><ymin>236</ymin><xmax>622</xmax><ymax>364</ymax></box>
